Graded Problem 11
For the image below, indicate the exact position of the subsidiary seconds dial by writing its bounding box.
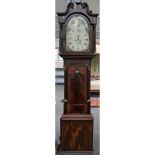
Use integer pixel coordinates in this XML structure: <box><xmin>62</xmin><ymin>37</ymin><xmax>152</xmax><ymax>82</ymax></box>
<box><xmin>66</xmin><ymin>15</ymin><xmax>89</xmax><ymax>52</ymax></box>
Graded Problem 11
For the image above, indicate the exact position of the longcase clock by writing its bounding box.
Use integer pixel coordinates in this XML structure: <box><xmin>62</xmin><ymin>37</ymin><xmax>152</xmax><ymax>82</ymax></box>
<box><xmin>57</xmin><ymin>1</ymin><xmax>98</xmax><ymax>152</ymax></box>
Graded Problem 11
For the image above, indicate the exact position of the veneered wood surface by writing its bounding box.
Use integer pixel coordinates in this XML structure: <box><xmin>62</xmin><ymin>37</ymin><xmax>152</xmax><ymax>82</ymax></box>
<box><xmin>60</xmin><ymin>114</ymin><xmax>93</xmax><ymax>151</ymax></box>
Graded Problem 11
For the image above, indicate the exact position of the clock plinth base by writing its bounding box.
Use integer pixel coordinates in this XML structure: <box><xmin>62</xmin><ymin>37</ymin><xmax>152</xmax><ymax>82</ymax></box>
<box><xmin>58</xmin><ymin>150</ymin><xmax>93</xmax><ymax>155</ymax></box>
<box><xmin>60</xmin><ymin>114</ymin><xmax>94</xmax><ymax>152</ymax></box>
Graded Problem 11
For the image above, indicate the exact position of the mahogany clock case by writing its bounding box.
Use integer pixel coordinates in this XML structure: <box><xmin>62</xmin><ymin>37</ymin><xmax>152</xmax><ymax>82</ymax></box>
<box><xmin>56</xmin><ymin>1</ymin><xmax>99</xmax><ymax>153</ymax></box>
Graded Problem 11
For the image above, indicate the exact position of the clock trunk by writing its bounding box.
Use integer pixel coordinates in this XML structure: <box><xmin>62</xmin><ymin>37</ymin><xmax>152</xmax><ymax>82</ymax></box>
<box><xmin>63</xmin><ymin>59</ymin><xmax>91</xmax><ymax>114</ymax></box>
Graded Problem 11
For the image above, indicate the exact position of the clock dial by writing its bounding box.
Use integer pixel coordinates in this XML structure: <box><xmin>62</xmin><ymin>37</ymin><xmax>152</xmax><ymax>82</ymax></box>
<box><xmin>66</xmin><ymin>15</ymin><xmax>89</xmax><ymax>52</ymax></box>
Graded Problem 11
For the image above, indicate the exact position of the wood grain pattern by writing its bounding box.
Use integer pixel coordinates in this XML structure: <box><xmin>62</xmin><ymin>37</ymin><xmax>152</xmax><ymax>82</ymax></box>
<box><xmin>63</xmin><ymin>60</ymin><xmax>91</xmax><ymax>114</ymax></box>
<box><xmin>60</xmin><ymin>114</ymin><xmax>93</xmax><ymax>151</ymax></box>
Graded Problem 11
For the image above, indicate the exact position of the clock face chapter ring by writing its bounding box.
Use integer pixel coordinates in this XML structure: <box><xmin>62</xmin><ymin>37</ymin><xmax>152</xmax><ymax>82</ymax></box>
<box><xmin>66</xmin><ymin>15</ymin><xmax>90</xmax><ymax>52</ymax></box>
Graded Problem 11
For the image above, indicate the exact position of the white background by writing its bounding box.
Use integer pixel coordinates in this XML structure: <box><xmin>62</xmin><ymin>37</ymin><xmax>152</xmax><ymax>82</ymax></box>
<box><xmin>0</xmin><ymin>0</ymin><xmax>155</xmax><ymax>155</ymax></box>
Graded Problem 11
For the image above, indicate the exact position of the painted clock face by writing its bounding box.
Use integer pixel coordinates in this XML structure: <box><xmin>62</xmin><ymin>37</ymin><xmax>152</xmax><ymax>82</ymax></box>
<box><xmin>66</xmin><ymin>15</ymin><xmax>89</xmax><ymax>52</ymax></box>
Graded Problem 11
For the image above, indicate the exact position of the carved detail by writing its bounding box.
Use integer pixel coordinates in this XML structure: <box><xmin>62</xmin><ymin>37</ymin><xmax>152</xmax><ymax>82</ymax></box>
<box><xmin>57</xmin><ymin>3</ymin><xmax>74</xmax><ymax>16</ymax></box>
<box><xmin>57</xmin><ymin>2</ymin><xmax>98</xmax><ymax>21</ymax></box>
<box><xmin>81</xmin><ymin>3</ymin><xmax>98</xmax><ymax>17</ymax></box>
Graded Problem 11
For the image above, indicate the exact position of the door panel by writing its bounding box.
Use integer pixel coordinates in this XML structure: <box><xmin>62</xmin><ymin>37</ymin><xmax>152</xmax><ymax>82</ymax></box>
<box><xmin>67</xmin><ymin>65</ymin><xmax>87</xmax><ymax>113</ymax></box>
